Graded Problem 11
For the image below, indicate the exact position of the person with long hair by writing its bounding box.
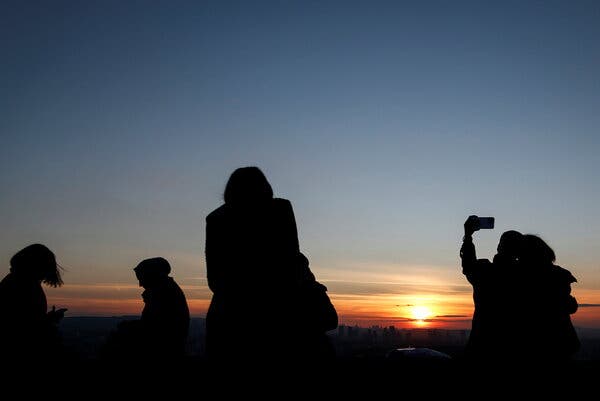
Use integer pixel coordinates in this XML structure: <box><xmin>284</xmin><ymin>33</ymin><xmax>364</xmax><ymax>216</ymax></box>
<box><xmin>517</xmin><ymin>234</ymin><xmax>580</xmax><ymax>361</ymax></box>
<box><xmin>0</xmin><ymin>244</ymin><xmax>66</xmax><ymax>361</ymax></box>
<box><xmin>205</xmin><ymin>167</ymin><xmax>308</xmax><ymax>363</ymax></box>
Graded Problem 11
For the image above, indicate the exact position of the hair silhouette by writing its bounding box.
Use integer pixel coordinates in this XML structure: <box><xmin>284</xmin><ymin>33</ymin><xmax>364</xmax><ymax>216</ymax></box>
<box><xmin>495</xmin><ymin>230</ymin><xmax>523</xmax><ymax>261</ymax></box>
<box><xmin>10</xmin><ymin>243</ymin><xmax>63</xmax><ymax>287</ymax></box>
<box><xmin>223</xmin><ymin>166</ymin><xmax>274</xmax><ymax>205</ymax></box>
<box><xmin>520</xmin><ymin>234</ymin><xmax>556</xmax><ymax>265</ymax></box>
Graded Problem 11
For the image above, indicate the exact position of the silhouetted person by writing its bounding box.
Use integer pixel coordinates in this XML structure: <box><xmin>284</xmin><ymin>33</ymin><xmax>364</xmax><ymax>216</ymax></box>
<box><xmin>460</xmin><ymin>216</ymin><xmax>523</xmax><ymax>360</ymax></box>
<box><xmin>103</xmin><ymin>257</ymin><xmax>190</xmax><ymax>362</ymax></box>
<box><xmin>205</xmin><ymin>166</ymin><xmax>328</xmax><ymax>363</ymax></box>
<box><xmin>0</xmin><ymin>244</ymin><xmax>66</xmax><ymax>362</ymax></box>
<box><xmin>516</xmin><ymin>234</ymin><xmax>580</xmax><ymax>362</ymax></box>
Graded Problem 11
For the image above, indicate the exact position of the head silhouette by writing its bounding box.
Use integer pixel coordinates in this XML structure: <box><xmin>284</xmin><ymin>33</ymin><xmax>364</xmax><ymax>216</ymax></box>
<box><xmin>224</xmin><ymin>166</ymin><xmax>273</xmax><ymax>206</ymax></box>
<box><xmin>10</xmin><ymin>244</ymin><xmax>63</xmax><ymax>287</ymax></box>
<box><xmin>496</xmin><ymin>230</ymin><xmax>523</xmax><ymax>260</ymax></box>
<box><xmin>521</xmin><ymin>234</ymin><xmax>556</xmax><ymax>267</ymax></box>
<box><xmin>134</xmin><ymin>257</ymin><xmax>171</xmax><ymax>288</ymax></box>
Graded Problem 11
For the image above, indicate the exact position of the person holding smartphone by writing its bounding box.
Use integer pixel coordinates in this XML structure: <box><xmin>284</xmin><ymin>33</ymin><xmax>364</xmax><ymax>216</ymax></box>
<box><xmin>460</xmin><ymin>216</ymin><xmax>523</xmax><ymax>360</ymax></box>
<box><xmin>0</xmin><ymin>243</ymin><xmax>67</xmax><ymax>362</ymax></box>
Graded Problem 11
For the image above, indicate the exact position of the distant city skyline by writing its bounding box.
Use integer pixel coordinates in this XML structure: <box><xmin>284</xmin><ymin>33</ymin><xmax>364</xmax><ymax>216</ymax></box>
<box><xmin>2</xmin><ymin>1</ymin><xmax>600</xmax><ymax>329</ymax></box>
<box><xmin>57</xmin><ymin>316</ymin><xmax>600</xmax><ymax>362</ymax></box>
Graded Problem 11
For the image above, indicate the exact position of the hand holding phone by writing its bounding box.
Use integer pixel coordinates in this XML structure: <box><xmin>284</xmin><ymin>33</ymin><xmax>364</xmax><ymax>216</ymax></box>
<box><xmin>477</xmin><ymin>217</ymin><xmax>495</xmax><ymax>229</ymax></box>
<box><xmin>464</xmin><ymin>215</ymin><xmax>495</xmax><ymax>235</ymax></box>
<box><xmin>48</xmin><ymin>305</ymin><xmax>68</xmax><ymax>323</ymax></box>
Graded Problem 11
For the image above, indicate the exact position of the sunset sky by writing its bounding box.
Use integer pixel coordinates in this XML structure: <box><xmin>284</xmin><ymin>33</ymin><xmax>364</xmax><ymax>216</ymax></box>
<box><xmin>2</xmin><ymin>1</ymin><xmax>600</xmax><ymax>329</ymax></box>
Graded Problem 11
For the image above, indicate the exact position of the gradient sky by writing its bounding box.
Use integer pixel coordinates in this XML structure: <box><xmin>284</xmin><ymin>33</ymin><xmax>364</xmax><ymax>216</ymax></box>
<box><xmin>2</xmin><ymin>1</ymin><xmax>600</xmax><ymax>328</ymax></box>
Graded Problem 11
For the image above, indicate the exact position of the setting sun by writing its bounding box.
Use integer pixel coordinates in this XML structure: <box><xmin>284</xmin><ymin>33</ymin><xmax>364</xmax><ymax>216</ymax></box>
<box><xmin>412</xmin><ymin>305</ymin><xmax>432</xmax><ymax>321</ymax></box>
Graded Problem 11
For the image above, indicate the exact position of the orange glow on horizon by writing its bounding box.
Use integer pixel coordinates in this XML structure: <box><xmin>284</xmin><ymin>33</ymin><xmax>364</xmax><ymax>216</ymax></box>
<box><xmin>45</xmin><ymin>283</ymin><xmax>212</xmax><ymax>317</ymax></box>
<box><xmin>42</xmin><ymin>281</ymin><xmax>600</xmax><ymax>329</ymax></box>
<box><xmin>328</xmin><ymin>292</ymin><xmax>474</xmax><ymax>329</ymax></box>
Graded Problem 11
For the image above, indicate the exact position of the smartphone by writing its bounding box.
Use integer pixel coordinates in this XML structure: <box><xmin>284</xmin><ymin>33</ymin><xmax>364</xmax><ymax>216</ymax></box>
<box><xmin>478</xmin><ymin>217</ymin><xmax>495</xmax><ymax>229</ymax></box>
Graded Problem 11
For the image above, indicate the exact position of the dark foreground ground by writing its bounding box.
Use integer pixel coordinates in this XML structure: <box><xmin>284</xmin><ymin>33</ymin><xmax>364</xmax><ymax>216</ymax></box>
<box><xmin>4</xmin><ymin>357</ymin><xmax>599</xmax><ymax>398</ymax></box>
<box><xmin>5</xmin><ymin>318</ymin><xmax>599</xmax><ymax>396</ymax></box>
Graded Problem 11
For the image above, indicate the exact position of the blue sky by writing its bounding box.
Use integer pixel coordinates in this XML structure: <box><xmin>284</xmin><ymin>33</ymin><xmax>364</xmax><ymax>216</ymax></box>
<box><xmin>1</xmin><ymin>1</ymin><xmax>599</xmax><ymax>323</ymax></box>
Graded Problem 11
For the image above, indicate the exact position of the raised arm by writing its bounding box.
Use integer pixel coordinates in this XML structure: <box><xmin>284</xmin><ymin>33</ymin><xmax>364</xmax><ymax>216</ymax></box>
<box><xmin>460</xmin><ymin>216</ymin><xmax>479</xmax><ymax>275</ymax></box>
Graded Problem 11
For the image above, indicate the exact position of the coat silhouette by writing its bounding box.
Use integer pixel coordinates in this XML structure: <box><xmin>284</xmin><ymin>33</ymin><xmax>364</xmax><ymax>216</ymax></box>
<box><xmin>205</xmin><ymin>167</ymin><xmax>322</xmax><ymax>362</ymax></box>
<box><xmin>0</xmin><ymin>244</ymin><xmax>66</xmax><ymax>362</ymax></box>
<box><xmin>295</xmin><ymin>252</ymin><xmax>338</xmax><ymax>360</ymax></box>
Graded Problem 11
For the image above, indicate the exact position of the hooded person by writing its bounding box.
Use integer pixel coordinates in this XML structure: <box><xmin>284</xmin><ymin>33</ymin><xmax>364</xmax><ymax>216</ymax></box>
<box><xmin>104</xmin><ymin>257</ymin><xmax>190</xmax><ymax>362</ymax></box>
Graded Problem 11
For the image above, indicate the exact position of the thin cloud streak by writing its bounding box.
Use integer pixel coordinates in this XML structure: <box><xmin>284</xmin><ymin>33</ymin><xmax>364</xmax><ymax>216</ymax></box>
<box><xmin>324</xmin><ymin>280</ymin><xmax>471</xmax><ymax>296</ymax></box>
<box><xmin>436</xmin><ymin>314</ymin><xmax>469</xmax><ymax>318</ymax></box>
